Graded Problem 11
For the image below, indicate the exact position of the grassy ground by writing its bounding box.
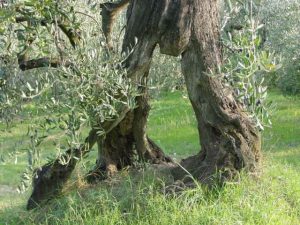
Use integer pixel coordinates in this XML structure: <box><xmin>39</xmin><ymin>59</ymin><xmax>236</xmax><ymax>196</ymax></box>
<box><xmin>0</xmin><ymin>91</ymin><xmax>299</xmax><ymax>225</ymax></box>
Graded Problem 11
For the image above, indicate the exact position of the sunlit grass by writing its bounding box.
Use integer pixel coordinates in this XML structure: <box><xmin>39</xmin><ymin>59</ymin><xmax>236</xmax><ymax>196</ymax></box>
<box><xmin>0</xmin><ymin>90</ymin><xmax>300</xmax><ymax>225</ymax></box>
<box><xmin>148</xmin><ymin>92</ymin><xmax>198</xmax><ymax>157</ymax></box>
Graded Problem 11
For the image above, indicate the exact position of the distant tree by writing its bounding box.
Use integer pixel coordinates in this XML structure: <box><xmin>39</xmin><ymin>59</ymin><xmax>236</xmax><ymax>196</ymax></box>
<box><xmin>260</xmin><ymin>0</ymin><xmax>300</xmax><ymax>94</ymax></box>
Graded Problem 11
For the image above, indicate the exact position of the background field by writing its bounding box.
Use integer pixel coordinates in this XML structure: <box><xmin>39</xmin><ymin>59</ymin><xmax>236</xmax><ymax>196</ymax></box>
<box><xmin>0</xmin><ymin>90</ymin><xmax>299</xmax><ymax>225</ymax></box>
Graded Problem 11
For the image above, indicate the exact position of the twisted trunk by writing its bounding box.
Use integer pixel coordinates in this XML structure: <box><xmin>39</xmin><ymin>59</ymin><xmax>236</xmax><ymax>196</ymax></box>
<box><xmin>91</xmin><ymin>0</ymin><xmax>261</xmax><ymax>184</ymax></box>
<box><xmin>87</xmin><ymin>1</ymin><xmax>173</xmax><ymax>182</ymax></box>
<box><xmin>27</xmin><ymin>0</ymin><xmax>261</xmax><ymax>209</ymax></box>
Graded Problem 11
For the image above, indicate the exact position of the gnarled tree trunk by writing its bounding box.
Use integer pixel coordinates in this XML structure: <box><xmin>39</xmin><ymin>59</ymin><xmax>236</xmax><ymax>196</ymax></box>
<box><xmin>96</xmin><ymin>0</ymin><xmax>261</xmax><ymax>184</ymax></box>
<box><xmin>173</xmin><ymin>0</ymin><xmax>261</xmax><ymax>184</ymax></box>
<box><xmin>27</xmin><ymin>0</ymin><xmax>261</xmax><ymax>209</ymax></box>
<box><xmin>86</xmin><ymin>0</ymin><xmax>174</xmax><ymax>182</ymax></box>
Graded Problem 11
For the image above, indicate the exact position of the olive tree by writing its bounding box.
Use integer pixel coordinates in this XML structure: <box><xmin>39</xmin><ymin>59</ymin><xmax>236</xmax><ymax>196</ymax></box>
<box><xmin>1</xmin><ymin>0</ymin><xmax>263</xmax><ymax>209</ymax></box>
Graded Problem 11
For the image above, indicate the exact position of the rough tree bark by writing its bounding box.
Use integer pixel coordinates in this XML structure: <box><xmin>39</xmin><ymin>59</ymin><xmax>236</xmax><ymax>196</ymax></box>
<box><xmin>86</xmin><ymin>0</ymin><xmax>175</xmax><ymax>182</ymax></box>
<box><xmin>173</xmin><ymin>1</ymin><xmax>261</xmax><ymax>184</ymax></box>
<box><xmin>94</xmin><ymin>0</ymin><xmax>261</xmax><ymax>184</ymax></box>
<box><xmin>27</xmin><ymin>0</ymin><xmax>261</xmax><ymax>209</ymax></box>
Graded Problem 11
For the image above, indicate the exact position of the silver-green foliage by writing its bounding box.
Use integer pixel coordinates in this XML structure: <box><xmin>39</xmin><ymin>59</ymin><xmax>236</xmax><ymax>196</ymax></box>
<box><xmin>0</xmin><ymin>0</ymin><xmax>137</xmax><ymax>191</ymax></box>
<box><xmin>1</xmin><ymin>0</ymin><xmax>137</xmax><ymax>132</ymax></box>
<box><xmin>221</xmin><ymin>0</ymin><xmax>280</xmax><ymax>130</ymax></box>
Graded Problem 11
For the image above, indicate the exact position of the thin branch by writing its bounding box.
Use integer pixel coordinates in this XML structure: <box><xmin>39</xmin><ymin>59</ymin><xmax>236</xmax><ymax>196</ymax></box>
<box><xmin>15</xmin><ymin>16</ymin><xmax>80</xmax><ymax>49</ymax></box>
<box><xmin>18</xmin><ymin>57</ymin><xmax>72</xmax><ymax>71</ymax></box>
<box><xmin>100</xmin><ymin>0</ymin><xmax>130</xmax><ymax>50</ymax></box>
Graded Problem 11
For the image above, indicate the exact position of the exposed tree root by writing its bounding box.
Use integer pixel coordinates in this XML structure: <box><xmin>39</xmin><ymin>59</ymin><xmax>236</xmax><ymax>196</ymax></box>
<box><xmin>85</xmin><ymin>135</ymin><xmax>173</xmax><ymax>184</ymax></box>
<box><xmin>27</xmin><ymin>130</ymin><xmax>98</xmax><ymax>210</ymax></box>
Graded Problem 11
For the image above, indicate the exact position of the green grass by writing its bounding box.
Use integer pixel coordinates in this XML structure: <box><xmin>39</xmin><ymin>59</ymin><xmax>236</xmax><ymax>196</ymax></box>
<box><xmin>0</xmin><ymin>91</ymin><xmax>300</xmax><ymax>225</ymax></box>
<box><xmin>148</xmin><ymin>92</ymin><xmax>199</xmax><ymax>158</ymax></box>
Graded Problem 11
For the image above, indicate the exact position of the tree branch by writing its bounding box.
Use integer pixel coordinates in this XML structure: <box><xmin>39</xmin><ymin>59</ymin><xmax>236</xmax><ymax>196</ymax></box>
<box><xmin>15</xmin><ymin>16</ymin><xmax>80</xmax><ymax>48</ymax></box>
<box><xmin>100</xmin><ymin>0</ymin><xmax>130</xmax><ymax>50</ymax></box>
<box><xmin>18</xmin><ymin>57</ymin><xmax>72</xmax><ymax>71</ymax></box>
<box><xmin>15</xmin><ymin>15</ymin><xmax>79</xmax><ymax>71</ymax></box>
